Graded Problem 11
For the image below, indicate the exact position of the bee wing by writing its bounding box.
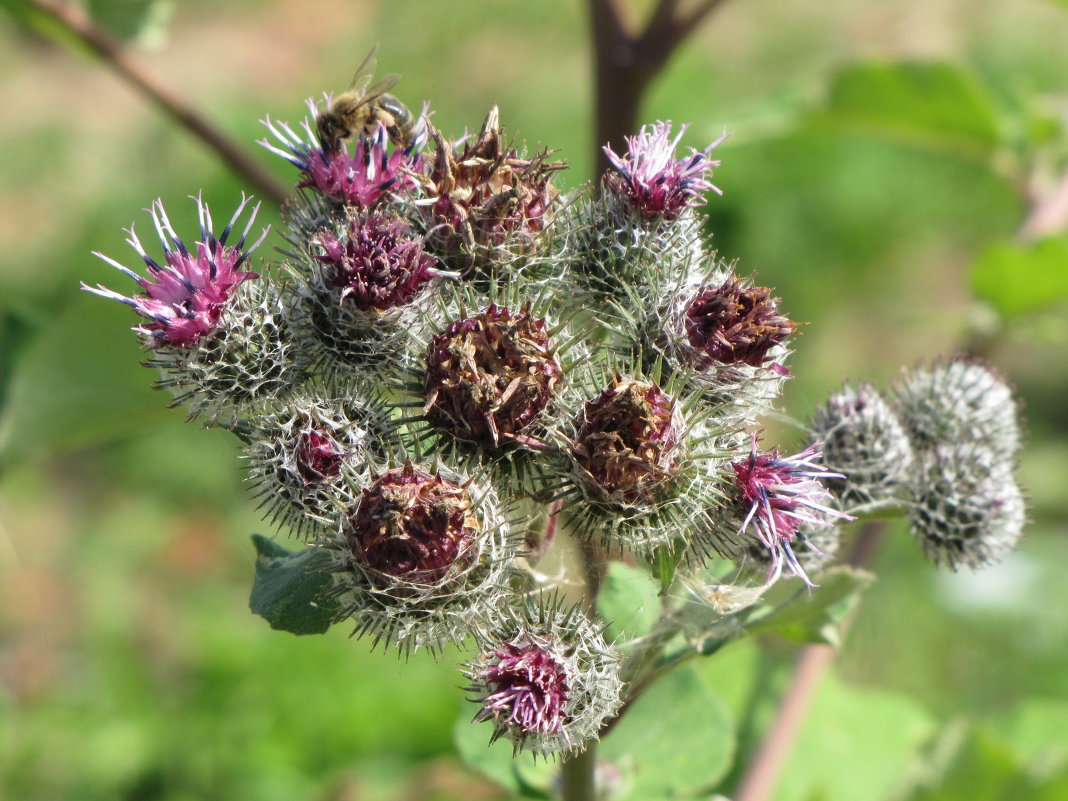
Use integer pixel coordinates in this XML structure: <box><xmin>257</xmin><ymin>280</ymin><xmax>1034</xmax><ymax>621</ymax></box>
<box><xmin>360</xmin><ymin>72</ymin><xmax>402</xmax><ymax>101</ymax></box>
<box><xmin>346</xmin><ymin>44</ymin><xmax>381</xmax><ymax>95</ymax></box>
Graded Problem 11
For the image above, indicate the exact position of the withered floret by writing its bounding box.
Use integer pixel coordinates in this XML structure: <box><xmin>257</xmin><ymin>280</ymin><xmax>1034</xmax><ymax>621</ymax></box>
<box><xmin>345</xmin><ymin>464</ymin><xmax>480</xmax><ymax>584</ymax></box>
<box><xmin>684</xmin><ymin>278</ymin><xmax>796</xmax><ymax>369</ymax></box>
<box><xmin>415</xmin><ymin>107</ymin><xmax>564</xmax><ymax>260</ymax></box>
<box><xmin>424</xmin><ymin>304</ymin><xmax>562</xmax><ymax>448</ymax></box>
<box><xmin>571</xmin><ymin>377</ymin><xmax>680</xmax><ymax>504</ymax></box>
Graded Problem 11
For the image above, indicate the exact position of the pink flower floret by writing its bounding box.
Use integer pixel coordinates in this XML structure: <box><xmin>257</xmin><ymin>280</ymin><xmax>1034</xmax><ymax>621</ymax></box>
<box><xmin>83</xmin><ymin>195</ymin><xmax>266</xmax><ymax>348</ymax></box>
<box><xmin>603</xmin><ymin>121</ymin><xmax>728</xmax><ymax>220</ymax></box>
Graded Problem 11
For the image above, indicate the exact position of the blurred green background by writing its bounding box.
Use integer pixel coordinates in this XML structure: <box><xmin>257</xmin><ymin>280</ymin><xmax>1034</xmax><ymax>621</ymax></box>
<box><xmin>2</xmin><ymin>1</ymin><xmax>1067</xmax><ymax>799</ymax></box>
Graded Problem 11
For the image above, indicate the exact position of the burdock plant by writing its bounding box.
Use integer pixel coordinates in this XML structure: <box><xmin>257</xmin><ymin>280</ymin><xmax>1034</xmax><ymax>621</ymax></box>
<box><xmin>84</xmin><ymin>65</ymin><xmax>1027</xmax><ymax>801</ymax></box>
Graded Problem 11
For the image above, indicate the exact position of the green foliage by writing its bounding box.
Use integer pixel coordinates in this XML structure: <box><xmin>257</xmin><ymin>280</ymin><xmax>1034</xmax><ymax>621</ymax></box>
<box><xmin>899</xmin><ymin>725</ymin><xmax>1068</xmax><ymax>801</ymax></box>
<box><xmin>248</xmin><ymin>534</ymin><xmax>338</xmax><ymax>635</ymax></box>
<box><xmin>750</xmin><ymin>567</ymin><xmax>876</xmax><ymax>646</ymax></box>
<box><xmin>971</xmin><ymin>237</ymin><xmax>1068</xmax><ymax>318</ymax></box>
<box><xmin>811</xmin><ymin>61</ymin><xmax>1004</xmax><ymax>162</ymax></box>
<box><xmin>86</xmin><ymin>0</ymin><xmax>172</xmax><ymax>44</ymax></box>
<box><xmin>599</xmin><ymin>665</ymin><xmax>734</xmax><ymax>800</ymax></box>
<box><xmin>453</xmin><ymin>714</ymin><xmax>556</xmax><ymax>798</ymax></box>
<box><xmin>598</xmin><ymin>561</ymin><xmax>661</xmax><ymax>644</ymax></box>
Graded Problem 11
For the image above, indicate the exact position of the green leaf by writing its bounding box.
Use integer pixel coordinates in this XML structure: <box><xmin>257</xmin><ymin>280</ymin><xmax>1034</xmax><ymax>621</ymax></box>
<box><xmin>971</xmin><ymin>237</ymin><xmax>1068</xmax><ymax>318</ymax></box>
<box><xmin>86</xmin><ymin>0</ymin><xmax>173</xmax><ymax>44</ymax></box>
<box><xmin>248</xmin><ymin>534</ymin><xmax>338</xmax><ymax>636</ymax></box>
<box><xmin>648</xmin><ymin>543</ymin><xmax>687</xmax><ymax>594</ymax></box>
<box><xmin>898</xmin><ymin>725</ymin><xmax>1068</xmax><ymax>801</ymax></box>
<box><xmin>598</xmin><ymin>562</ymin><xmax>661</xmax><ymax>645</ymax></box>
<box><xmin>812</xmin><ymin>62</ymin><xmax>1004</xmax><ymax>162</ymax></box>
<box><xmin>452</xmin><ymin>713</ymin><xmax>554</xmax><ymax>798</ymax></box>
<box><xmin>778</xmin><ymin>674</ymin><xmax>936</xmax><ymax>801</ymax></box>
<box><xmin>749</xmin><ymin>566</ymin><xmax>875</xmax><ymax>646</ymax></box>
<box><xmin>992</xmin><ymin>696</ymin><xmax>1068</xmax><ymax>765</ymax></box>
<box><xmin>600</xmin><ymin>665</ymin><xmax>734</xmax><ymax>799</ymax></box>
<box><xmin>0</xmin><ymin>309</ymin><xmax>40</xmax><ymax>419</ymax></box>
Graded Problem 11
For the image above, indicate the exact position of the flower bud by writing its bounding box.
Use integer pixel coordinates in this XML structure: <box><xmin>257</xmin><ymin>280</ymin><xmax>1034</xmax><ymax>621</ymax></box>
<box><xmin>893</xmin><ymin>358</ymin><xmax>1021</xmax><ymax>455</ymax></box>
<box><xmin>810</xmin><ymin>382</ymin><xmax>913</xmax><ymax>509</ymax></box>
<box><xmin>465</xmin><ymin>598</ymin><xmax>622</xmax><ymax>756</ymax></box>
<box><xmin>244</xmin><ymin>396</ymin><xmax>392</xmax><ymax>534</ymax></box>
<box><xmin>908</xmin><ymin>443</ymin><xmax>1025</xmax><ymax>570</ymax></box>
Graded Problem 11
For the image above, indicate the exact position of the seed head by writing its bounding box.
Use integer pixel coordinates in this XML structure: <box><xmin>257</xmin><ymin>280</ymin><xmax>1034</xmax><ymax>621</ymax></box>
<box><xmin>329</xmin><ymin>463</ymin><xmax>518</xmax><ymax>652</ymax></box>
<box><xmin>83</xmin><ymin>195</ymin><xmax>265</xmax><ymax>348</ymax></box>
<box><xmin>683</xmin><ymin>278</ymin><xmax>795</xmax><ymax>372</ymax></box>
<box><xmin>424</xmin><ymin>304</ymin><xmax>562</xmax><ymax>449</ymax></box>
<box><xmin>412</xmin><ymin>107</ymin><xmax>565</xmax><ymax>268</ymax></box>
<box><xmin>346</xmin><ymin>464</ymin><xmax>478</xmax><ymax>583</ymax></box>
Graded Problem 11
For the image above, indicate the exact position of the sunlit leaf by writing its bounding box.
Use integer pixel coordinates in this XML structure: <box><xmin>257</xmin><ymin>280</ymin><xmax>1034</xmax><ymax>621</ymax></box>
<box><xmin>748</xmin><ymin>566</ymin><xmax>875</xmax><ymax>646</ymax></box>
<box><xmin>898</xmin><ymin>725</ymin><xmax>1068</xmax><ymax>801</ymax></box>
<box><xmin>86</xmin><ymin>0</ymin><xmax>173</xmax><ymax>44</ymax></box>
<box><xmin>598</xmin><ymin>562</ymin><xmax>661</xmax><ymax>645</ymax></box>
<box><xmin>452</xmin><ymin>713</ymin><xmax>554</xmax><ymax>798</ymax></box>
<box><xmin>971</xmin><ymin>237</ymin><xmax>1068</xmax><ymax>317</ymax></box>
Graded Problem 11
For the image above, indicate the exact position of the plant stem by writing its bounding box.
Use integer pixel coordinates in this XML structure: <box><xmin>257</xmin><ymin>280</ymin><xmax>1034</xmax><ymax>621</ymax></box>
<box><xmin>587</xmin><ymin>0</ymin><xmax>731</xmax><ymax>178</ymax></box>
<box><xmin>561</xmin><ymin>741</ymin><xmax>598</xmax><ymax>801</ymax></box>
<box><xmin>29</xmin><ymin>0</ymin><xmax>289</xmax><ymax>206</ymax></box>
<box><xmin>733</xmin><ymin>521</ymin><xmax>886</xmax><ymax>801</ymax></box>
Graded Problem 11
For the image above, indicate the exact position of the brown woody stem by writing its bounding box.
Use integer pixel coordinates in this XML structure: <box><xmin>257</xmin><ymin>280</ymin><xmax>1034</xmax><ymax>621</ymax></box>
<box><xmin>29</xmin><ymin>0</ymin><xmax>289</xmax><ymax>206</ymax></box>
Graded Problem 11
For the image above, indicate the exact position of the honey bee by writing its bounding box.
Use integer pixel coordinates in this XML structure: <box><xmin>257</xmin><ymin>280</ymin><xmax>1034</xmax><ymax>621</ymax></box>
<box><xmin>316</xmin><ymin>45</ymin><xmax>416</xmax><ymax>153</ymax></box>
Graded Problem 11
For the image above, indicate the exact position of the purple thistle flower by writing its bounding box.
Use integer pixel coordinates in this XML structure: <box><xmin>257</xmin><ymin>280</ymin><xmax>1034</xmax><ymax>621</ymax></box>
<box><xmin>731</xmin><ymin>439</ymin><xmax>853</xmax><ymax>585</ymax></box>
<box><xmin>465</xmin><ymin>600</ymin><xmax>623</xmax><ymax>755</ymax></box>
<box><xmin>313</xmin><ymin>213</ymin><xmax>440</xmax><ymax>312</ymax></box>
<box><xmin>83</xmin><ymin>195</ymin><xmax>265</xmax><ymax>348</ymax></box>
<box><xmin>602</xmin><ymin>122</ymin><xmax>728</xmax><ymax>221</ymax></box>
<box><xmin>260</xmin><ymin>101</ymin><xmax>425</xmax><ymax>208</ymax></box>
<box><xmin>294</xmin><ymin>428</ymin><xmax>347</xmax><ymax>484</ymax></box>
<box><xmin>472</xmin><ymin>641</ymin><xmax>570</xmax><ymax>739</ymax></box>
